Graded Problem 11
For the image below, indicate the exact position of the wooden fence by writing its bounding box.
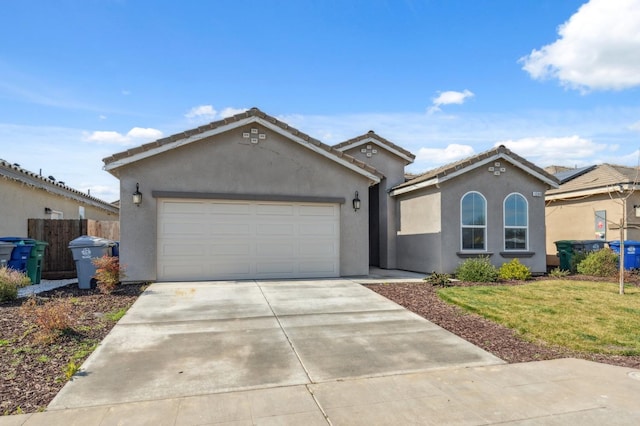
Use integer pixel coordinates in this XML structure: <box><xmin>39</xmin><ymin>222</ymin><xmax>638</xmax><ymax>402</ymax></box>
<box><xmin>27</xmin><ymin>219</ymin><xmax>120</xmax><ymax>279</ymax></box>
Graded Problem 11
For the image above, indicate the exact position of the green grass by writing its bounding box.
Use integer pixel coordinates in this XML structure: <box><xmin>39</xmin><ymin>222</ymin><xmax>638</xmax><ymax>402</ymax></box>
<box><xmin>438</xmin><ymin>281</ymin><xmax>640</xmax><ymax>355</ymax></box>
<box><xmin>104</xmin><ymin>307</ymin><xmax>128</xmax><ymax>322</ymax></box>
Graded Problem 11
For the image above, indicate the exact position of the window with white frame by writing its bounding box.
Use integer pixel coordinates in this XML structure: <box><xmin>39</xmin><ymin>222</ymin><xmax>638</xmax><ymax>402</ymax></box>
<box><xmin>504</xmin><ymin>193</ymin><xmax>528</xmax><ymax>250</ymax></box>
<box><xmin>461</xmin><ymin>191</ymin><xmax>486</xmax><ymax>250</ymax></box>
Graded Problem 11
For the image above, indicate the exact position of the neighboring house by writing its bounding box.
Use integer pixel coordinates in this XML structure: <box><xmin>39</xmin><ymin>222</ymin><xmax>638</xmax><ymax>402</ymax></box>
<box><xmin>545</xmin><ymin>163</ymin><xmax>640</xmax><ymax>266</ymax></box>
<box><xmin>103</xmin><ymin>108</ymin><xmax>557</xmax><ymax>282</ymax></box>
<box><xmin>0</xmin><ymin>159</ymin><xmax>119</xmax><ymax>236</ymax></box>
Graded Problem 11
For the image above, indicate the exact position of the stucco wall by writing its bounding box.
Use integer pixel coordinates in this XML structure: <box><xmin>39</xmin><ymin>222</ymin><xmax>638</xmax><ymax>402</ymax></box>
<box><xmin>545</xmin><ymin>193</ymin><xmax>640</xmax><ymax>265</ymax></box>
<box><xmin>396</xmin><ymin>189</ymin><xmax>442</xmax><ymax>272</ymax></box>
<box><xmin>396</xmin><ymin>161</ymin><xmax>550</xmax><ymax>274</ymax></box>
<box><xmin>0</xmin><ymin>179</ymin><xmax>119</xmax><ymax>236</ymax></box>
<box><xmin>116</xmin><ymin>124</ymin><xmax>373</xmax><ymax>282</ymax></box>
<box><xmin>343</xmin><ymin>143</ymin><xmax>408</xmax><ymax>269</ymax></box>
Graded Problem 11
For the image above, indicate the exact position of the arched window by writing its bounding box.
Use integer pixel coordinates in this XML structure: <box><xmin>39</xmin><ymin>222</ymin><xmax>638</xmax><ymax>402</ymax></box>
<box><xmin>461</xmin><ymin>192</ymin><xmax>486</xmax><ymax>250</ymax></box>
<box><xmin>504</xmin><ymin>193</ymin><xmax>528</xmax><ymax>250</ymax></box>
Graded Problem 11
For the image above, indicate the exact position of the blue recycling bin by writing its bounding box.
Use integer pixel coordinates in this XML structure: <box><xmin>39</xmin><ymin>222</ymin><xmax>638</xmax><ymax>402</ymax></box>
<box><xmin>0</xmin><ymin>237</ymin><xmax>35</xmax><ymax>273</ymax></box>
<box><xmin>608</xmin><ymin>240</ymin><xmax>640</xmax><ymax>269</ymax></box>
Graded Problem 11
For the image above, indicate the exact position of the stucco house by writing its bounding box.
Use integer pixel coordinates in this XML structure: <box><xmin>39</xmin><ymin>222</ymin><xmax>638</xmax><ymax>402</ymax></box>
<box><xmin>0</xmin><ymin>159</ymin><xmax>119</xmax><ymax>236</ymax></box>
<box><xmin>103</xmin><ymin>108</ymin><xmax>558</xmax><ymax>282</ymax></box>
<box><xmin>545</xmin><ymin>164</ymin><xmax>640</xmax><ymax>267</ymax></box>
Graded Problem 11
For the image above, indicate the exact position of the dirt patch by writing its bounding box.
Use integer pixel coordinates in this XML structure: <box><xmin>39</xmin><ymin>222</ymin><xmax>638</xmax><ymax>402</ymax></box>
<box><xmin>0</xmin><ymin>283</ymin><xmax>146</xmax><ymax>415</ymax></box>
<box><xmin>366</xmin><ymin>279</ymin><xmax>640</xmax><ymax>369</ymax></box>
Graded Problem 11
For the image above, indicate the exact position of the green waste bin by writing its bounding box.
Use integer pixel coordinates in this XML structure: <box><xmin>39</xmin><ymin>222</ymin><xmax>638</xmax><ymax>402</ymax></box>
<box><xmin>554</xmin><ymin>240</ymin><xmax>575</xmax><ymax>271</ymax></box>
<box><xmin>26</xmin><ymin>241</ymin><xmax>48</xmax><ymax>284</ymax></box>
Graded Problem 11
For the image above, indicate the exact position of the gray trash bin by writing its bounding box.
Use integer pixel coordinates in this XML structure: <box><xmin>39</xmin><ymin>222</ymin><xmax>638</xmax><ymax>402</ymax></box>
<box><xmin>69</xmin><ymin>236</ymin><xmax>115</xmax><ymax>289</ymax></box>
<box><xmin>0</xmin><ymin>241</ymin><xmax>16</xmax><ymax>268</ymax></box>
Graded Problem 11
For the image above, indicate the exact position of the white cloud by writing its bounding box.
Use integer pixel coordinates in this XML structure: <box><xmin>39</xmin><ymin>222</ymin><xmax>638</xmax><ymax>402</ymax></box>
<box><xmin>185</xmin><ymin>105</ymin><xmax>217</xmax><ymax>120</ymax></box>
<box><xmin>184</xmin><ymin>105</ymin><xmax>248</xmax><ymax>122</ymax></box>
<box><xmin>428</xmin><ymin>90</ymin><xmax>474</xmax><ymax>113</ymax></box>
<box><xmin>520</xmin><ymin>0</ymin><xmax>640</xmax><ymax>92</ymax></box>
<box><xmin>415</xmin><ymin>144</ymin><xmax>476</xmax><ymax>168</ymax></box>
<box><xmin>495</xmin><ymin>136</ymin><xmax>607</xmax><ymax>166</ymax></box>
<box><xmin>127</xmin><ymin>127</ymin><xmax>163</xmax><ymax>139</ymax></box>
<box><xmin>220</xmin><ymin>107</ymin><xmax>248</xmax><ymax>118</ymax></box>
<box><xmin>99</xmin><ymin>114</ymin><xmax>107</xmax><ymax>120</ymax></box>
<box><xmin>83</xmin><ymin>127</ymin><xmax>163</xmax><ymax>145</ymax></box>
<box><xmin>630</xmin><ymin>121</ymin><xmax>640</xmax><ymax>132</ymax></box>
<box><xmin>121</xmin><ymin>90</ymin><xmax>131</xmax><ymax>96</ymax></box>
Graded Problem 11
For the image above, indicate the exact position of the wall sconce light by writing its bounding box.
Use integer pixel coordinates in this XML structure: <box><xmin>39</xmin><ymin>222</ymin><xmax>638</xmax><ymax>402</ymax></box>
<box><xmin>352</xmin><ymin>191</ymin><xmax>361</xmax><ymax>212</ymax></box>
<box><xmin>132</xmin><ymin>183</ymin><xmax>142</xmax><ymax>206</ymax></box>
<box><xmin>634</xmin><ymin>205</ymin><xmax>640</xmax><ymax>218</ymax></box>
<box><xmin>44</xmin><ymin>207</ymin><xmax>52</xmax><ymax>214</ymax></box>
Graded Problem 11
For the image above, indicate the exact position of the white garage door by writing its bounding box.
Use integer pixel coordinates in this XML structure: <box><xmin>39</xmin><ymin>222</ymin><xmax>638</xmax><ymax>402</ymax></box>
<box><xmin>157</xmin><ymin>199</ymin><xmax>340</xmax><ymax>281</ymax></box>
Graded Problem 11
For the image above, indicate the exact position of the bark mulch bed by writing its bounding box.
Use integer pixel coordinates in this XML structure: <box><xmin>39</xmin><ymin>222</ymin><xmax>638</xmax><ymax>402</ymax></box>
<box><xmin>366</xmin><ymin>277</ymin><xmax>640</xmax><ymax>370</ymax></box>
<box><xmin>0</xmin><ymin>283</ymin><xmax>146</xmax><ymax>415</ymax></box>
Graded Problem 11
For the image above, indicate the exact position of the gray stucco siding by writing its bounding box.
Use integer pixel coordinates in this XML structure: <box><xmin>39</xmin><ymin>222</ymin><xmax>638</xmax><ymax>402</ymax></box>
<box><xmin>116</xmin><ymin>124</ymin><xmax>372</xmax><ymax>282</ymax></box>
<box><xmin>396</xmin><ymin>164</ymin><xmax>549</xmax><ymax>274</ymax></box>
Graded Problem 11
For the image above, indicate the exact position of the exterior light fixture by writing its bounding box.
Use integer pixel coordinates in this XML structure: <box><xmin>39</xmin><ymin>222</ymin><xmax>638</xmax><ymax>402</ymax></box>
<box><xmin>132</xmin><ymin>183</ymin><xmax>142</xmax><ymax>206</ymax></box>
<box><xmin>353</xmin><ymin>191</ymin><xmax>361</xmax><ymax>212</ymax></box>
<box><xmin>634</xmin><ymin>205</ymin><xmax>640</xmax><ymax>218</ymax></box>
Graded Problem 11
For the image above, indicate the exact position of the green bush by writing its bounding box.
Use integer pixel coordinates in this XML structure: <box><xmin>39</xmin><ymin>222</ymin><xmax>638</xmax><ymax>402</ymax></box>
<box><xmin>569</xmin><ymin>251</ymin><xmax>588</xmax><ymax>273</ymax></box>
<box><xmin>455</xmin><ymin>256</ymin><xmax>498</xmax><ymax>282</ymax></box>
<box><xmin>576</xmin><ymin>248</ymin><xmax>619</xmax><ymax>277</ymax></box>
<box><xmin>548</xmin><ymin>267</ymin><xmax>570</xmax><ymax>278</ymax></box>
<box><xmin>498</xmin><ymin>259</ymin><xmax>531</xmax><ymax>281</ymax></box>
<box><xmin>424</xmin><ymin>271</ymin><xmax>452</xmax><ymax>287</ymax></box>
<box><xmin>0</xmin><ymin>267</ymin><xmax>31</xmax><ymax>302</ymax></box>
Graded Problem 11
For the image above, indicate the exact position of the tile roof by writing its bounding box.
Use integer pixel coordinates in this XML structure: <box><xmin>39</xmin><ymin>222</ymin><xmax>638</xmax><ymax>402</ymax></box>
<box><xmin>103</xmin><ymin>108</ymin><xmax>384</xmax><ymax>181</ymax></box>
<box><xmin>391</xmin><ymin>145</ymin><xmax>559</xmax><ymax>194</ymax></box>
<box><xmin>551</xmin><ymin>165</ymin><xmax>597</xmax><ymax>184</ymax></box>
<box><xmin>332</xmin><ymin>130</ymin><xmax>416</xmax><ymax>163</ymax></box>
<box><xmin>547</xmin><ymin>163</ymin><xmax>640</xmax><ymax>195</ymax></box>
<box><xmin>0</xmin><ymin>159</ymin><xmax>119</xmax><ymax>212</ymax></box>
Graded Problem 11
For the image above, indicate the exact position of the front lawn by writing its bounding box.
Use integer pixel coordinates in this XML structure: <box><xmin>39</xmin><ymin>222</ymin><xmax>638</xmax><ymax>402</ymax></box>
<box><xmin>438</xmin><ymin>280</ymin><xmax>640</xmax><ymax>355</ymax></box>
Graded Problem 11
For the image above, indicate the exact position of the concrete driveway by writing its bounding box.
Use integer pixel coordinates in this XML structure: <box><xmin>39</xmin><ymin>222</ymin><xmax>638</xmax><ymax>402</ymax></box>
<box><xmin>49</xmin><ymin>279</ymin><xmax>503</xmax><ymax>409</ymax></box>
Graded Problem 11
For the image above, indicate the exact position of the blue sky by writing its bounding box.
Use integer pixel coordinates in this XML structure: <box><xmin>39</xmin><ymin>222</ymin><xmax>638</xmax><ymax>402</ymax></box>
<box><xmin>2</xmin><ymin>0</ymin><xmax>640</xmax><ymax>202</ymax></box>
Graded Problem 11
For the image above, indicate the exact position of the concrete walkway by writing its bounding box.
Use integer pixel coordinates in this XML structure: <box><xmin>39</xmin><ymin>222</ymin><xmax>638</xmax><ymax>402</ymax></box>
<box><xmin>2</xmin><ymin>277</ymin><xmax>640</xmax><ymax>425</ymax></box>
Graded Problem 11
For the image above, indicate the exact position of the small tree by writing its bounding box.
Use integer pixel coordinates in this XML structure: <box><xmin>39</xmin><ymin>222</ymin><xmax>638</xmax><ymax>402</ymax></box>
<box><xmin>92</xmin><ymin>256</ymin><xmax>125</xmax><ymax>294</ymax></box>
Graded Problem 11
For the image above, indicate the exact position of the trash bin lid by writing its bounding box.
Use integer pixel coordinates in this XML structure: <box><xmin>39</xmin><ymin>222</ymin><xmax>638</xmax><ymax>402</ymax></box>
<box><xmin>68</xmin><ymin>235</ymin><xmax>116</xmax><ymax>248</ymax></box>
<box><xmin>0</xmin><ymin>237</ymin><xmax>35</xmax><ymax>245</ymax></box>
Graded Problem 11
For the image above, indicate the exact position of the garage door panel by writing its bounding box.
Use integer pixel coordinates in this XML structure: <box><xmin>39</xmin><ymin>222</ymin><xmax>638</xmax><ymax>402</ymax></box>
<box><xmin>256</xmin><ymin>204</ymin><xmax>294</xmax><ymax>215</ymax></box>
<box><xmin>299</xmin><ymin>261</ymin><xmax>338</xmax><ymax>274</ymax></box>
<box><xmin>299</xmin><ymin>205</ymin><xmax>337</xmax><ymax>216</ymax></box>
<box><xmin>299</xmin><ymin>242</ymin><xmax>337</xmax><ymax>257</ymax></box>
<box><xmin>210</xmin><ymin>244</ymin><xmax>251</xmax><ymax>256</ymax></box>
<box><xmin>163</xmin><ymin>201</ymin><xmax>207</xmax><ymax>214</ymax></box>
<box><xmin>158</xmin><ymin>199</ymin><xmax>340</xmax><ymax>281</ymax></box>
<box><xmin>255</xmin><ymin>261</ymin><xmax>296</xmax><ymax>274</ymax></box>
<box><xmin>255</xmin><ymin>242</ymin><xmax>294</xmax><ymax>257</ymax></box>
<box><xmin>257</xmin><ymin>223</ymin><xmax>294</xmax><ymax>235</ymax></box>
<box><xmin>299</xmin><ymin>223</ymin><xmax>337</xmax><ymax>236</ymax></box>
<box><xmin>209</xmin><ymin>202</ymin><xmax>251</xmax><ymax>215</ymax></box>
<box><xmin>210</xmin><ymin>223</ymin><xmax>251</xmax><ymax>235</ymax></box>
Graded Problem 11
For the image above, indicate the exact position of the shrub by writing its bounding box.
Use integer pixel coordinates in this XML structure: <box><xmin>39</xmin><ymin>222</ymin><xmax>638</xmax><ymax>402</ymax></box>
<box><xmin>569</xmin><ymin>251</ymin><xmax>588</xmax><ymax>273</ymax></box>
<box><xmin>20</xmin><ymin>297</ymin><xmax>74</xmax><ymax>343</ymax></box>
<box><xmin>92</xmin><ymin>256</ymin><xmax>125</xmax><ymax>294</ymax></box>
<box><xmin>0</xmin><ymin>267</ymin><xmax>31</xmax><ymax>302</ymax></box>
<box><xmin>455</xmin><ymin>256</ymin><xmax>498</xmax><ymax>282</ymax></box>
<box><xmin>498</xmin><ymin>259</ymin><xmax>532</xmax><ymax>281</ymax></box>
<box><xmin>576</xmin><ymin>248</ymin><xmax>619</xmax><ymax>277</ymax></box>
<box><xmin>424</xmin><ymin>271</ymin><xmax>452</xmax><ymax>287</ymax></box>
<box><xmin>548</xmin><ymin>267</ymin><xmax>570</xmax><ymax>278</ymax></box>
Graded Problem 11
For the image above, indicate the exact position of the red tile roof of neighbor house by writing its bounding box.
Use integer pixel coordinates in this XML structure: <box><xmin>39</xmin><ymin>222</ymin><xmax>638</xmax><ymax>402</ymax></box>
<box><xmin>332</xmin><ymin>130</ymin><xmax>416</xmax><ymax>163</ymax></box>
<box><xmin>391</xmin><ymin>145</ymin><xmax>559</xmax><ymax>194</ymax></box>
<box><xmin>103</xmin><ymin>108</ymin><xmax>384</xmax><ymax>180</ymax></box>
